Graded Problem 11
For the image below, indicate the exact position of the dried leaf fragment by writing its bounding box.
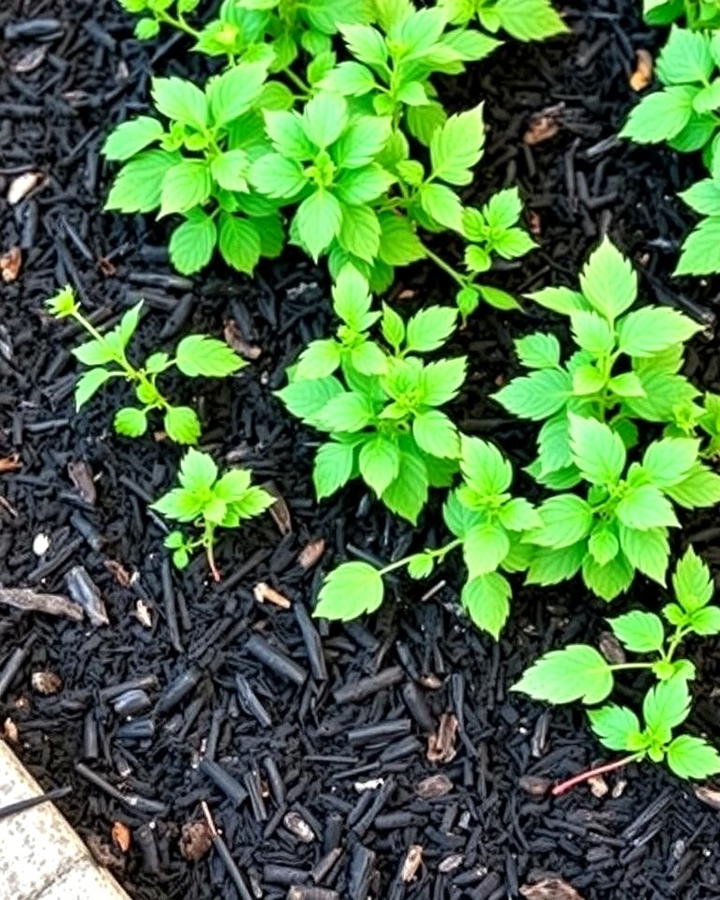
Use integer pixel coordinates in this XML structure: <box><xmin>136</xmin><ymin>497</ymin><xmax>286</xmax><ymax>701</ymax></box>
<box><xmin>135</xmin><ymin>600</ymin><xmax>153</xmax><ymax>628</ymax></box>
<box><xmin>111</xmin><ymin>822</ymin><xmax>132</xmax><ymax>853</ymax></box>
<box><xmin>254</xmin><ymin>581</ymin><xmax>291</xmax><ymax>609</ymax></box>
<box><xmin>67</xmin><ymin>460</ymin><xmax>97</xmax><ymax>505</ymax></box>
<box><xmin>694</xmin><ymin>784</ymin><xmax>720</xmax><ymax>810</ymax></box>
<box><xmin>180</xmin><ymin>821</ymin><xmax>212</xmax><ymax>861</ymax></box>
<box><xmin>588</xmin><ymin>774</ymin><xmax>609</xmax><ymax>798</ymax></box>
<box><xmin>3</xmin><ymin>718</ymin><xmax>18</xmax><ymax>743</ymax></box>
<box><xmin>401</xmin><ymin>844</ymin><xmax>423</xmax><ymax>883</ymax></box>
<box><xmin>630</xmin><ymin>49</ymin><xmax>653</xmax><ymax>92</ymax></box>
<box><xmin>297</xmin><ymin>538</ymin><xmax>325</xmax><ymax>570</ymax></box>
<box><xmin>0</xmin><ymin>247</ymin><xmax>21</xmax><ymax>283</ymax></box>
<box><xmin>520</xmin><ymin>877</ymin><xmax>585</xmax><ymax>900</ymax></box>
<box><xmin>523</xmin><ymin>106</ymin><xmax>563</xmax><ymax>145</ymax></box>
<box><xmin>518</xmin><ymin>775</ymin><xmax>552</xmax><ymax>797</ymax></box>
<box><xmin>7</xmin><ymin>171</ymin><xmax>44</xmax><ymax>205</ymax></box>
<box><xmin>12</xmin><ymin>46</ymin><xmax>48</xmax><ymax>74</ymax></box>
<box><xmin>266</xmin><ymin>485</ymin><xmax>292</xmax><ymax>535</ymax></box>
<box><xmin>0</xmin><ymin>454</ymin><xmax>21</xmax><ymax>473</ymax></box>
<box><xmin>31</xmin><ymin>671</ymin><xmax>63</xmax><ymax>695</ymax></box>
<box><xmin>427</xmin><ymin>713</ymin><xmax>458</xmax><ymax>764</ymax></box>
<box><xmin>224</xmin><ymin>319</ymin><xmax>261</xmax><ymax>360</ymax></box>
<box><xmin>104</xmin><ymin>559</ymin><xmax>132</xmax><ymax>588</ymax></box>
<box><xmin>415</xmin><ymin>774</ymin><xmax>453</xmax><ymax>799</ymax></box>
<box><xmin>283</xmin><ymin>811</ymin><xmax>315</xmax><ymax>842</ymax></box>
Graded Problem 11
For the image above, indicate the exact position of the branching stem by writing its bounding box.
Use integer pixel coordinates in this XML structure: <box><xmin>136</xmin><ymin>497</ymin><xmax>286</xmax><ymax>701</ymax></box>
<box><xmin>551</xmin><ymin>753</ymin><xmax>641</xmax><ymax>796</ymax></box>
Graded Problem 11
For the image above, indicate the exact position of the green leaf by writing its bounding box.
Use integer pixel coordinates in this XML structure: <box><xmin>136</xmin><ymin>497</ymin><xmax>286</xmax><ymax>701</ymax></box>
<box><xmin>588</xmin><ymin>704</ymin><xmax>641</xmax><ymax>752</ymax></box>
<box><xmin>218</xmin><ymin>214</ymin><xmax>262</xmax><ymax>274</ymax></box>
<box><xmin>339</xmin><ymin>24</ymin><xmax>388</xmax><ymax>68</ymax></box>
<box><xmin>514</xmin><ymin>333</ymin><xmax>561</xmax><ymax>369</ymax></box>
<box><xmin>333</xmin><ymin>117</ymin><xmax>391</xmax><ymax>168</ymax></box>
<box><xmin>213</xmin><ymin>469</ymin><xmax>251</xmax><ymax>501</ymax></box>
<box><xmin>175</xmin><ymin>334</ymin><xmax>244</xmax><ymax>377</ymax></box>
<box><xmin>377</xmin><ymin>212</ymin><xmax>426</xmax><ymax>265</ymax></box>
<box><xmin>263</xmin><ymin>110</ymin><xmax>315</xmax><ymax>160</ymax></box>
<box><xmin>338</xmin><ymin>204</ymin><xmax>381</xmax><ymax>262</ymax></box>
<box><xmin>643</xmin><ymin>677</ymin><xmax>690</xmax><ymax>737</ymax></box>
<box><xmin>578</xmin><ymin>238</ymin><xmax>637</xmax><ymax>319</ymax></box>
<box><xmin>135</xmin><ymin>17</ymin><xmax>160</xmax><ymax>39</ymax></box>
<box><xmin>461</xmin><ymin>573</ymin><xmax>511</xmax><ymax>639</ymax></box>
<box><xmin>407</xmin><ymin>552</ymin><xmax>435</xmax><ymax>579</ymax></box>
<box><xmin>405</xmin><ymin>306</ymin><xmax>457</xmax><ymax>353</ymax></box>
<box><xmin>210</xmin><ymin>149</ymin><xmax>249</xmax><ymax>192</ymax></box>
<box><xmin>250</xmin><ymin>152</ymin><xmax>307</xmax><ymax>198</ymax></box>
<box><xmin>320</xmin><ymin>61</ymin><xmax>376</xmax><ymax>95</ymax></box>
<box><xmin>608</xmin><ymin>372</ymin><xmax>645</xmax><ymax>397</ymax></box>
<box><xmin>151</xmin><ymin>76</ymin><xmax>208</xmax><ymax>130</ymax></box>
<box><xmin>665</xmin><ymin>464</ymin><xmax>720</xmax><ymax>508</ymax></box>
<box><xmin>359</xmin><ymin>436</ymin><xmax>400</xmax><ymax>495</ymax></box>
<box><xmin>102</xmin><ymin>116</ymin><xmax>164</xmax><ymax>160</ymax></box>
<box><xmin>460</xmin><ymin>436</ymin><xmax>512</xmax><ymax>497</ymax></box>
<box><xmin>412</xmin><ymin>410</ymin><xmax>459</xmax><ymax>459</ymax></box>
<box><xmin>320</xmin><ymin>391</ymin><xmax>374</xmax><ymax>432</ymax></box>
<box><xmin>295</xmin><ymin>189</ymin><xmax>343</xmax><ymax>260</ymax></box>
<box><xmin>106</xmin><ymin>149</ymin><xmax>179</xmax><ymax>213</ymax></box>
<box><xmin>169</xmin><ymin>212</ymin><xmax>216</xmax><ymax>274</ymax></box>
<box><xmin>582</xmin><ymin>552</ymin><xmax>634</xmax><ymax>600</ymax></box>
<box><xmin>420</xmin><ymin>357</ymin><xmax>466</xmax><ymax>406</ymax></box>
<box><xmin>484</xmin><ymin>187</ymin><xmax>522</xmax><ymax>229</ymax></box>
<box><xmin>513</xmin><ymin>644</ymin><xmax>613</xmax><ymax>704</ymax></box>
<box><xmin>688</xmin><ymin>606</ymin><xmax>720</xmax><ymax>636</ymax></box>
<box><xmin>207</xmin><ymin>62</ymin><xmax>268</xmax><ymax>126</ymax></box>
<box><xmin>608</xmin><ymin>610</ymin><xmax>665</xmax><ymax>653</ymax></box>
<box><xmin>588</xmin><ymin>526</ymin><xmax>619</xmax><ymax>565</ymax></box>
<box><xmin>617</xmin><ymin>307</ymin><xmax>702</xmax><ymax>356</ymax></box>
<box><xmin>74</xmin><ymin>368</ymin><xmax>113</xmax><ymax>410</ymax></box>
<box><xmin>463</xmin><ymin>523</ymin><xmax>510</xmax><ymax>576</ymax></box>
<box><xmin>418</xmin><ymin>183</ymin><xmax>463</xmax><ymax>231</ymax></box>
<box><xmin>493</xmin><ymin>369</ymin><xmax>572</xmax><ymax>421</ymax></box>
<box><xmin>620</xmin><ymin>86</ymin><xmax>696</xmax><ymax>143</ymax></box>
<box><xmin>178</xmin><ymin>448</ymin><xmax>217</xmax><ymax>493</ymax></box>
<box><xmin>313</xmin><ymin>441</ymin><xmax>355</xmax><ymax>498</ymax></box>
<box><xmin>478</xmin><ymin>286</ymin><xmax>521</xmax><ymax>311</ymax></box>
<box><xmin>679</xmin><ymin>179</ymin><xmax>720</xmax><ymax>216</ymax></box>
<box><xmin>160</xmin><ymin>161</ymin><xmax>212</xmax><ymax>217</ymax></box>
<box><xmin>568</xmin><ymin>414</ymin><xmax>626</xmax><ymax>485</ymax></box>
<box><xmin>572</xmin><ymin>364</ymin><xmax>606</xmax><ymax>395</ymax></box>
<box><xmin>616</xmin><ymin>484</ymin><xmax>680</xmax><ymax>530</ymax></box>
<box><xmin>382</xmin><ymin>447</ymin><xmax>428</xmax><ymax>524</ymax></box>
<box><xmin>227</xmin><ymin>486</ymin><xmax>274</xmax><ymax>520</ymax></box>
<box><xmin>430</xmin><ymin>104</ymin><xmax>484</xmax><ymax>186</ymax></box>
<box><xmin>315</xmin><ymin>561</ymin><xmax>384</xmax><ymax>620</ymax></box>
<box><xmin>302</xmin><ymin>92</ymin><xmax>348</xmax><ymax>148</ymax></box>
<box><xmin>491</xmin><ymin>227</ymin><xmax>536</xmax><ymax>260</ymax></box>
<box><xmin>675</xmin><ymin>217</ymin><xmax>720</xmax><ymax>276</ymax></box>
<box><xmin>296</xmin><ymin>339</ymin><xmax>342</xmax><ymax>379</ymax></box>
<box><xmin>666</xmin><ymin>735</ymin><xmax>720</xmax><ymax>779</ymax></box>
<box><xmin>673</xmin><ymin>547</ymin><xmax>713</xmax><ymax>613</ymax></box>
<box><xmin>656</xmin><ymin>26</ymin><xmax>713</xmax><ymax>85</ymax></box>
<box><xmin>570</xmin><ymin>311</ymin><xmax>615</xmax><ymax>354</ymax></box>
<box><xmin>114</xmin><ymin>406</ymin><xmax>147</xmax><ymax>438</ymax></box>
<box><xmin>529</xmin><ymin>494</ymin><xmax>594</xmax><ymax>548</ymax></box>
<box><xmin>277</xmin><ymin>376</ymin><xmax>344</xmax><ymax>424</ymax></box>
<box><xmin>498</xmin><ymin>497</ymin><xmax>541</xmax><ymax>532</ymax></box>
<box><xmin>381</xmin><ymin>303</ymin><xmax>405</xmax><ymax>349</ymax></box>
<box><xmin>527</xmin><ymin>286</ymin><xmax>588</xmax><ymax>316</ymax></box>
<box><xmin>525</xmin><ymin>541</ymin><xmax>586</xmax><ymax>586</ymax></box>
<box><xmin>153</xmin><ymin>487</ymin><xmax>205</xmax><ymax>522</ymax></box>
<box><xmin>494</xmin><ymin>0</ymin><xmax>568</xmax><ymax>41</ymax></box>
<box><xmin>641</xmin><ymin>438</ymin><xmax>698</xmax><ymax>488</ymax></box>
<box><xmin>618</xmin><ymin>524</ymin><xmax>669</xmax><ymax>585</ymax></box>
<box><xmin>164</xmin><ymin>406</ymin><xmax>201</xmax><ymax>444</ymax></box>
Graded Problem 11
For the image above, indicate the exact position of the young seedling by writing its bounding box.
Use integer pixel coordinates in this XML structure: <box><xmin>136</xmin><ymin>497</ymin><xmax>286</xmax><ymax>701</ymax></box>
<box><xmin>151</xmin><ymin>448</ymin><xmax>274</xmax><ymax>580</ymax></box>
<box><xmin>514</xmin><ymin>548</ymin><xmax>720</xmax><ymax>791</ymax></box>
<box><xmin>313</xmin><ymin>435</ymin><xmax>540</xmax><ymax>637</ymax></box>
<box><xmin>277</xmin><ymin>265</ymin><xmax>466</xmax><ymax>524</ymax></box>
<box><xmin>46</xmin><ymin>286</ymin><xmax>244</xmax><ymax>444</ymax></box>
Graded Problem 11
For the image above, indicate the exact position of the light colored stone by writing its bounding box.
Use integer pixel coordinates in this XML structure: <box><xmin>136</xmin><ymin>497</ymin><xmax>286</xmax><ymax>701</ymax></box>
<box><xmin>0</xmin><ymin>740</ymin><xmax>129</xmax><ymax>900</ymax></box>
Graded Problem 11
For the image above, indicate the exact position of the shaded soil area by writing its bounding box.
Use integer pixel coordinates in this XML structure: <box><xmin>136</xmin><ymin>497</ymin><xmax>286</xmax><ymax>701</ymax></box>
<box><xmin>1</xmin><ymin>1</ymin><xmax>720</xmax><ymax>898</ymax></box>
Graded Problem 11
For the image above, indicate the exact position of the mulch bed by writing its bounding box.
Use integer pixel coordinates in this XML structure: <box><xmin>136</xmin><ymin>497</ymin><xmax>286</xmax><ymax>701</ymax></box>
<box><xmin>1</xmin><ymin>1</ymin><xmax>720</xmax><ymax>898</ymax></box>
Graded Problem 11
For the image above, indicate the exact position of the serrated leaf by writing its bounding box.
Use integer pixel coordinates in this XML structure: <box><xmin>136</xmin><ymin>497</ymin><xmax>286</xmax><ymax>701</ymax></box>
<box><xmin>588</xmin><ymin>527</ymin><xmax>619</xmax><ymax>565</ymax></box>
<box><xmin>461</xmin><ymin>573</ymin><xmax>511</xmax><ymax>639</ymax></box>
<box><xmin>106</xmin><ymin>149</ymin><xmax>180</xmax><ymax>213</ymax></box>
<box><xmin>296</xmin><ymin>339</ymin><xmax>342</xmax><ymax>379</ymax></box>
<box><xmin>295</xmin><ymin>189</ymin><xmax>342</xmax><ymax>260</ymax></box>
<box><xmin>588</xmin><ymin>704</ymin><xmax>642</xmax><ymax>752</ymax></box>
<box><xmin>527</xmin><ymin>286</ymin><xmax>588</xmax><ymax>315</ymax></box>
<box><xmin>404</xmin><ymin>306</ymin><xmax>458</xmax><ymax>353</ymax></box>
<box><xmin>514</xmin><ymin>333</ymin><xmax>561</xmax><ymax>369</ymax></box>
<box><xmin>656</xmin><ymin>26</ymin><xmax>713</xmax><ymax>85</ymax></box>
<box><xmin>525</xmin><ymin>541</ymin><xmax>586</xmax><ymax>586</ymax></box>
<box><xmin>160</xmin><ymin>160</ymin><xmax>212</xmax><ymax>217</ymax></box>
<box><xmin>672</xmin><ymin>547</ymin><xmax>713</xmax><ymax>613</ymax></box>
<box><xmin>679</xmin><ymin>179</ymin><xmax>720</xmax><ymax>216</ymax></box>
<box><xmin>277</xmin><ymin>376</ymin><xmax>344</xmax><ymax>424</ymax></box>
<box><xmin>114</xmin><ymin>406</ymin><xmax>147</xmax><ymax>438</ymax></box>
<box><xmin>320</xmin><ymin>391</ymin><xmax>374</xmax><ymax>432</ymax></box>
<box><xmin>382</xmin><ymin>447</ymin><xmax>428</xmax><ymax>523</ymax></box>
<box><xmin>315</xmin><ymin>561</ymin><xmax>384</xmax><ymax>620</ymax></box>
<box><xmin>169</xmin><ymin>212</ymin><xmax>216</xmax><ymax>274</ymax></box>
<box><xmin>618</xmin><ymin>524</ymin><xmax>669</xmax><ymax>585</ymax></box>
<box><xmin>529</xmin><ymin>494</ymin><xmax>594</xmax><ymax>548</ymax></box>
<box><xmin>498</xmin><ymin>497</ymin><xmax>541</xmax><ymax>532</ymax></box>
<box><xmin>164</xmin><ymin>406</ymin><xmax>201</xmax><ymax>444</ymax></box>
<box><xmin>620</xmin><ymin>85</ymin><xmax>696</xmax><ymax>143</ymax></box>
<box><xmin>207</xmin><ymin>62</ymin><xmax>268</xmax><ymax>126</ymax></box>
<box><xmin>102</xmin><ymin>116</ymin><xmax>164</xmax><ymax>160</ymax></box>
<box><xmin>463</xmin><ymin>523</ymin><xmax>510</xmax><ymax>576</ymax></box>
<box><xmin>616</xmin><ymin>484</ymin><xmax>679</xmax><ymax>530</ymax></box>
<box><xmin>608</xmin><ymin>610</ymin><xmax>665</xmax><ymax>653</ymax></box>
<box><xmin>176</xmin><ymin>334</ymin><xmax>244</xmax><ymax>377</ymax></box>
<box><xmin>675</xmin><ymin>217</ymin><xmax>720</xmax><ymax>276</ymax></box>
<box><xmin>430</xmin><ymin>104</ymin><xmax>484</xmax><ymax>186</ymax></box>
<box><xmin>412</xmin><ymin>410</ymin><xmax>459</xmax><ymax>459</ymax></box>
<box><xmin>493</xmin><ymin>368</ymin><xmax>572</xmax><ymax>421</ymax></box>
<box><xmin>460</xmin><ymin>436</ymin><xmax>512</xmax><ymax>497</ymax></box>
<box><xmin>513</xmin><ymin>644</ymin><xmax>613</xmax><ymax>704</ymax></box>
<box><xmin>582</xmin><ymin>552</ymin><xmax>634</xmax><ymax>600</ymax></box>
<box><xmin>641</xmin><ymin>438</ymin><xmax>698</xmax><ymax>488</ymax></box>
<box><xmin>494</xmin><ymin>0</ymin><xmax>568</xmax><ymax>40</ymax></box>
<box><xmin>665</xmin><ymin>464</ymin><xmax>720</xmax><ymax>508</ymax></box>
<box><xmin>302</xmin><ymin>91</ymin><xmax>348</xmax><ymax>148</ymax></box>
<box><xmin>643</xmin><ymin>677</ymin><xmax>690</xmax><ymax>737</ymax></box>
<box><xmin>152</xmin><ymin>76</ymin><xmax>208</xmax><ymax>130</ymax></box>
<box><xmin>578</xmin><ymin>237</ymin><xmax>637</xmax><ymax>319</ymax></box>
<box><xmin>178</xmin><ymin>447</ymin><xmax>217</xmax><ymax>493</ymax></box>
<box><xmin>75</xmin><ymin>368</ymin><xmax>113</xmax><ymax>410</ymax></box>
<box><xmin>210</xmin><ymin>149</ymin><xmax>249</xmax><ymax>192</ymax></box>
<box><xmin>218</xmin><ymin>213</ymin><xmax>262</xmax><ymax>274</ymax></box>
<box><xmin>359</xmin><ymin>436</ymin><xmax>400</xmax><ymax>496</ymax></box>
<box><xmin>570</xmin><ymin>310</ymin><xmax>615</xmax><ymax>354</ymax></box>
<box><xmin>617</xmin><ymin>307</ymin><xmax>702</xmax><ymax>356</ymax></box>
<box><xmin>419</xmin><ymin>183</ymin><xmax>463</xmax><ymax>231</ymax></box>
<box><xmin>666</xmin><ymin>735</ymin><xmax>720</xmax><ymax>779</ymax></box>
<box><xmin>313</xmin><ymin>441</ymin><xmax>355</xmax><ymax>499</ymax></box>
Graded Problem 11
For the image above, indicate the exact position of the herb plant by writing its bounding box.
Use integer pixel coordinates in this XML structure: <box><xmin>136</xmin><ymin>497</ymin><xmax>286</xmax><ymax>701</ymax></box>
<box><xmin>643</xmin><ymin>0</ymin><xmax>720</xmax><ymax>28</ymax></box>
<box><xmin>277</xmin><ymin>266</ymin><xmax>466</xmax><ymax>523</ymax></box>
<box><xmin>152</xmin><ymin>448</ymin><xmax>274</xmax><ymax>580</ymax></box>
<box><xmin>314</xmin><ymin>434</ymin><xmax>539</xmax><ymax>637</ymax></box>
<box><xmin>119</xmin><ymin>0</ymin><xmax>201</xmax><ymax>40</ymax></box>
<box><xmin>439</xmin><ymin>0</ymin><xmax>568</xmax><ymax>42</ymax></box>
<box><xmin>515</xmin><ymin>548</ymin><xmax>720</xmax><ymax>786</ymax></box>
<box><xmin>46</xmin><ymin>286</ymin><xmax>244</xmax><ymax>444</ymax></box>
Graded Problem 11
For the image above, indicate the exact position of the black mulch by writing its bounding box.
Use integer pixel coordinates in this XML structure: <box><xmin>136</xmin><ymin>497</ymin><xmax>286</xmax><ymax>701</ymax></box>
<box><xmin>1</xmin><ymin>1</ymin><xmax>720</xmax><ymax>898</ymax></box>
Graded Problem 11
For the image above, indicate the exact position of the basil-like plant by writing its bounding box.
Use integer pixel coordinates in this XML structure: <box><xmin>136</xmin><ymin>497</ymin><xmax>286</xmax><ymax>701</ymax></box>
<box><xmin>119</xmin><ymin>0</ymin><xmax>201</xmax><ymax>40</ymax></box>
<box><xmin>152</xmin><ymin>448</ymin><xmax>274</xmax><ymax>580</ymax></box>
<box><xmin>277</xmin><ymin>265</ymin><xmax>465</xmax><ymax>524</ymax></box>
<box><xmin>46</xmin><ymin>286</ymin><xmax>244</xmax><ymax>444</ymax></box>
<box><xmin>515</xmin><ymin>548</ymin><xmax>720</xmax><ymax>788</ymax></box>
<box><xmin>315</xmin><ymin>434</ymin><xmax>539</xmax><ymax>637</ymax></box>
<box><xmin>439</xmin><ymin>0</ymin><xmax>568</xmax><ymax>42</ymax></box>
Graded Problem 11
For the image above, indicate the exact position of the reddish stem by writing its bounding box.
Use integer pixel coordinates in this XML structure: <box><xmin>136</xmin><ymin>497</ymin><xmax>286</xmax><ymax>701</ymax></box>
<box><xmin>206</xmin><ymin>544</ymin><xmax>221</xmax><ymax>583</ymax></box>
<box><xmin>551</xmin><ymin>754</ymin><xmax>639</xmax><ymax>797</ymax></box>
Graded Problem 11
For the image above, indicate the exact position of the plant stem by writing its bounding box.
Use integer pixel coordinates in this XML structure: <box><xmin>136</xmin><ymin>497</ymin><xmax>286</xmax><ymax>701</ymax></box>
<box><xmin>204</xmin><ymin>525</ymin><xmax>221</xmax><ymax>583</ymax></box>
<box><xmin>157</xmin><ymin>9</ymin><xmax>200</xmax><ymax>38</ymax></box>
<box><xmin>283</xmin><ymin>67</ymin><xmax>311</xmax><ymax>96</ymax></box>
<box><xmin>608</xmin><ymin>662</ymin><xmax>653</xmax><ymax>671</ymax></box>
<box><xmin>551</xmin><ymin>753</ymin><xmax>641</xmax><ymax>796</ymax></box>
<box><xmin>421</xmin><ymin>244</ymin><xmax>468</xmax><ymax>289</ymax></box>
<box><xmin>378</xmin><ymin>538</ymin><xmax>462</xmax><ymax>577</ymax></box>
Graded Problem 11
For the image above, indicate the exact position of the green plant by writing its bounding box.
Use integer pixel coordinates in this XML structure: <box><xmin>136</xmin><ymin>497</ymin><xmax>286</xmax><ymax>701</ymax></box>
<box><xmin>119</xmin><ymin>0</ymin><xmax>201</xmax><ymax>40</ymax></box>
<box><xmin>675</xmin><ymin>173</ymin><xmax>720</xmax><ymax>275</ymax></box>
<box><xmin>277</xmin><ymin>265</ymin><xmax>466</xmax><ymax>523</ymax></box>
<box><xmin>45</xmin><ymin>286</ymin><xmax>244</xmax><ymax>444</ymax></box>
<box><xmin>439</xmin><ymin>0</ymin><xmax>568</xmax><ymax>42</ymax></box>
<box><xmin>151</xmin><ymin>448</ymin><xmax>274</xmax><ymax>579</ymax></box>
<box><xmin>643</xmin><ymin>0</ymin><xmax>720</xmax><ymax>28</ymax></box>
<box><xmin>314</xmin><ymin>434</ymin><xmax>539</xmax><ymax>636</ymax></box>
<box><xmin>493</xmin><ymin>239</ymin><xmax>715</xmax><ymax>480</ymax></box>
<box><xmin>515</xmin><ymin>548</ymin><xmax>720</xmax><ymax>788</ymax></box>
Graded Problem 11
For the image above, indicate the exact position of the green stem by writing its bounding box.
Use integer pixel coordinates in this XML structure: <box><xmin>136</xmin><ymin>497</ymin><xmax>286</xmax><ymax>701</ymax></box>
<box><xmin>379</xmin><ymin>538</ymin><xmax>463</xmax><ymax>577</ymax></box>
<box><xmin>156</xmin><ymin>9</ymin><xmax>200</xmax><ymax>38</ymax></box>
<box><xmin>608</xmin><ymin>662</ymin><xmax>654</xmax><ymax>671</ymax></box>
<box><xmin>421</xmin><ymin>244</ymin><xmax>469</xmax><ymax>289</ymax></box>
<box><xmin>283</xmin><ymin>67</ymin><xmax>312</xmax><ymax>96</ymax></box>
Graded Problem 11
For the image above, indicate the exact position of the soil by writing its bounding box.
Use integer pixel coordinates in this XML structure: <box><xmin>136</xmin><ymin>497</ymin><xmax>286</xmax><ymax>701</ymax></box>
<box><xmin>1</xmin><ymin>1</ymin><xmax>720</xmax><ymax>899</ymax></box>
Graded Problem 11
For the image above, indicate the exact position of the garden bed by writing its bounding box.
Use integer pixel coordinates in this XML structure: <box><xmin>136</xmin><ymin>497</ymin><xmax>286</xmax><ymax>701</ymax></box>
<box><xmin>1</xmin><ymin>1</ymin><xmax>720</xmax><ymax>898</ymax></box>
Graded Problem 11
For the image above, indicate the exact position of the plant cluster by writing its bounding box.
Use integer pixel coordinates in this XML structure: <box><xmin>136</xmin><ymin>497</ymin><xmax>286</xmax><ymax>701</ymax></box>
<box><xmin>643</xmin><ymin>0</ymin><xmax>720</xmax><ymax>28</ymax></box>
<box><xmin>515</xmin><ymin>548</ymin><xmax>720</xmax><ymax>783</ymax></box>
<box><xmin>105</xmin><ymin>0</ymin><xmax>563</xmax><ymax>312</ymax></box>
<box><xmin>622</xmin><ymin>25</ymin><xmax>720</xmax><ymax>274</ymax></box>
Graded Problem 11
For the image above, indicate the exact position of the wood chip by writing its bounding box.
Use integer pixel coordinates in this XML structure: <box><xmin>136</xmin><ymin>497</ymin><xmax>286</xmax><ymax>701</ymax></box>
<box><xmin>12</xmin><ymin>45</ymin><xmax>48</xmax><ymax>73</ymax></box>
<box><xmin>401</xmin><ymin>844</ymin><xmax>423</xmax><ymax>883</ymax></box>
<box><xmin>599</xmin><ymin>631</ymin><xmax>625</xmax><ymax>664</ymax></box>
<box><xmin>7</xmin><ymin>171</ymin><xmax>44</xmax><ymax>205</ymax></box>
<box><xmin>67</xmin><ymin>459</ymin><xmax>97</xmax><ymax>505</ymax></box>
<box><xmin>0</xmin><ymin>247</ymin><xmax>21</xmax><ymax>283</ymax></box>
<box><xmin>86</xmin><ymin>835</ymin><xmax>125</xmax><ymax>872</ymax></box>
<box><xmin>180</xmin><ymin>821</ymin><xmax>213</xmax><ymax>861</ymax></box>
<box><xmin>523</xmin><ymin>106</ymin><xmax>563</xmax><ymax>145</ymax></box>
<box><xmin>518</xmin><ymin>775</ymin><xmax>552</xmax><ymax>797</ymax></box>
<box><xmin>297</xmin><ymin>538</ymin><xmax>325</xmax><ymax>570</ymax></box>
<box><xmin>104</xmin><ymin>559</ymin><xmax>132</xmax><ymax>588</ymax></box>
<box><xmin>31</xmin><ymin>671</ymin><xmax>63</xmax><ymax>695</ymax></box>
<box><xmin>0</xmin><ymin>453</ymin><xmax>22</xmax><ymax>473</ymax></box>
<box><xmin>415</xmin><ymin>774</ymin><xmax>453</xmax><ymax>799</ymax></box>
<box><xmin>135</xmin><ymin>600</ymin><xmax>153</xmax><ymax>628</ymax></box>
<box><xmin>3</xmin><ymin>718</ymin><xmax>18</xmax><ymax>743</ymax></box>
<box><xmin>254</xmin><ymin>582</ymin><xmax>291</xmax><ymax>609</ymax></box>
<box><xmin>111</xmin><ymin>821</ymin><xmax>132</xmax><ymax>853</ymax></box>
<box><xmin>265</xmin><ymin>483</ymin><xmax>292</xmax><ymax>534</ymax></box>
<box><xmin>630</xmin><ymin>48</ymin><xmax>653</xmax><ymax>91</ymax></box>
<box><xmin>0</xmin><ymin>587</ymin><xmax>83</xmax><ymax>621</ymax></box>
<box><xmin>224</xmin><ymin>319</ymin><xmax>261</xmax><ymax>360</ymax></box>
<box><xmin>427</xmin><ymin>713</ymin><xmax>458</xmax><ymax>764</ymax></box>
<box><xmin>694</xmin><ymin>784</ymin><xmax>720</xmax><ymax>810</ymax></box>
<box><xmin>588</xmin><ymin>774</ymin><xmax>609</xmax><ymax>798</ymax></box>
<box><xmin>520</xmin><ymin>878</ymin><xmax>585</xmax><ymax>900</ymax></box>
